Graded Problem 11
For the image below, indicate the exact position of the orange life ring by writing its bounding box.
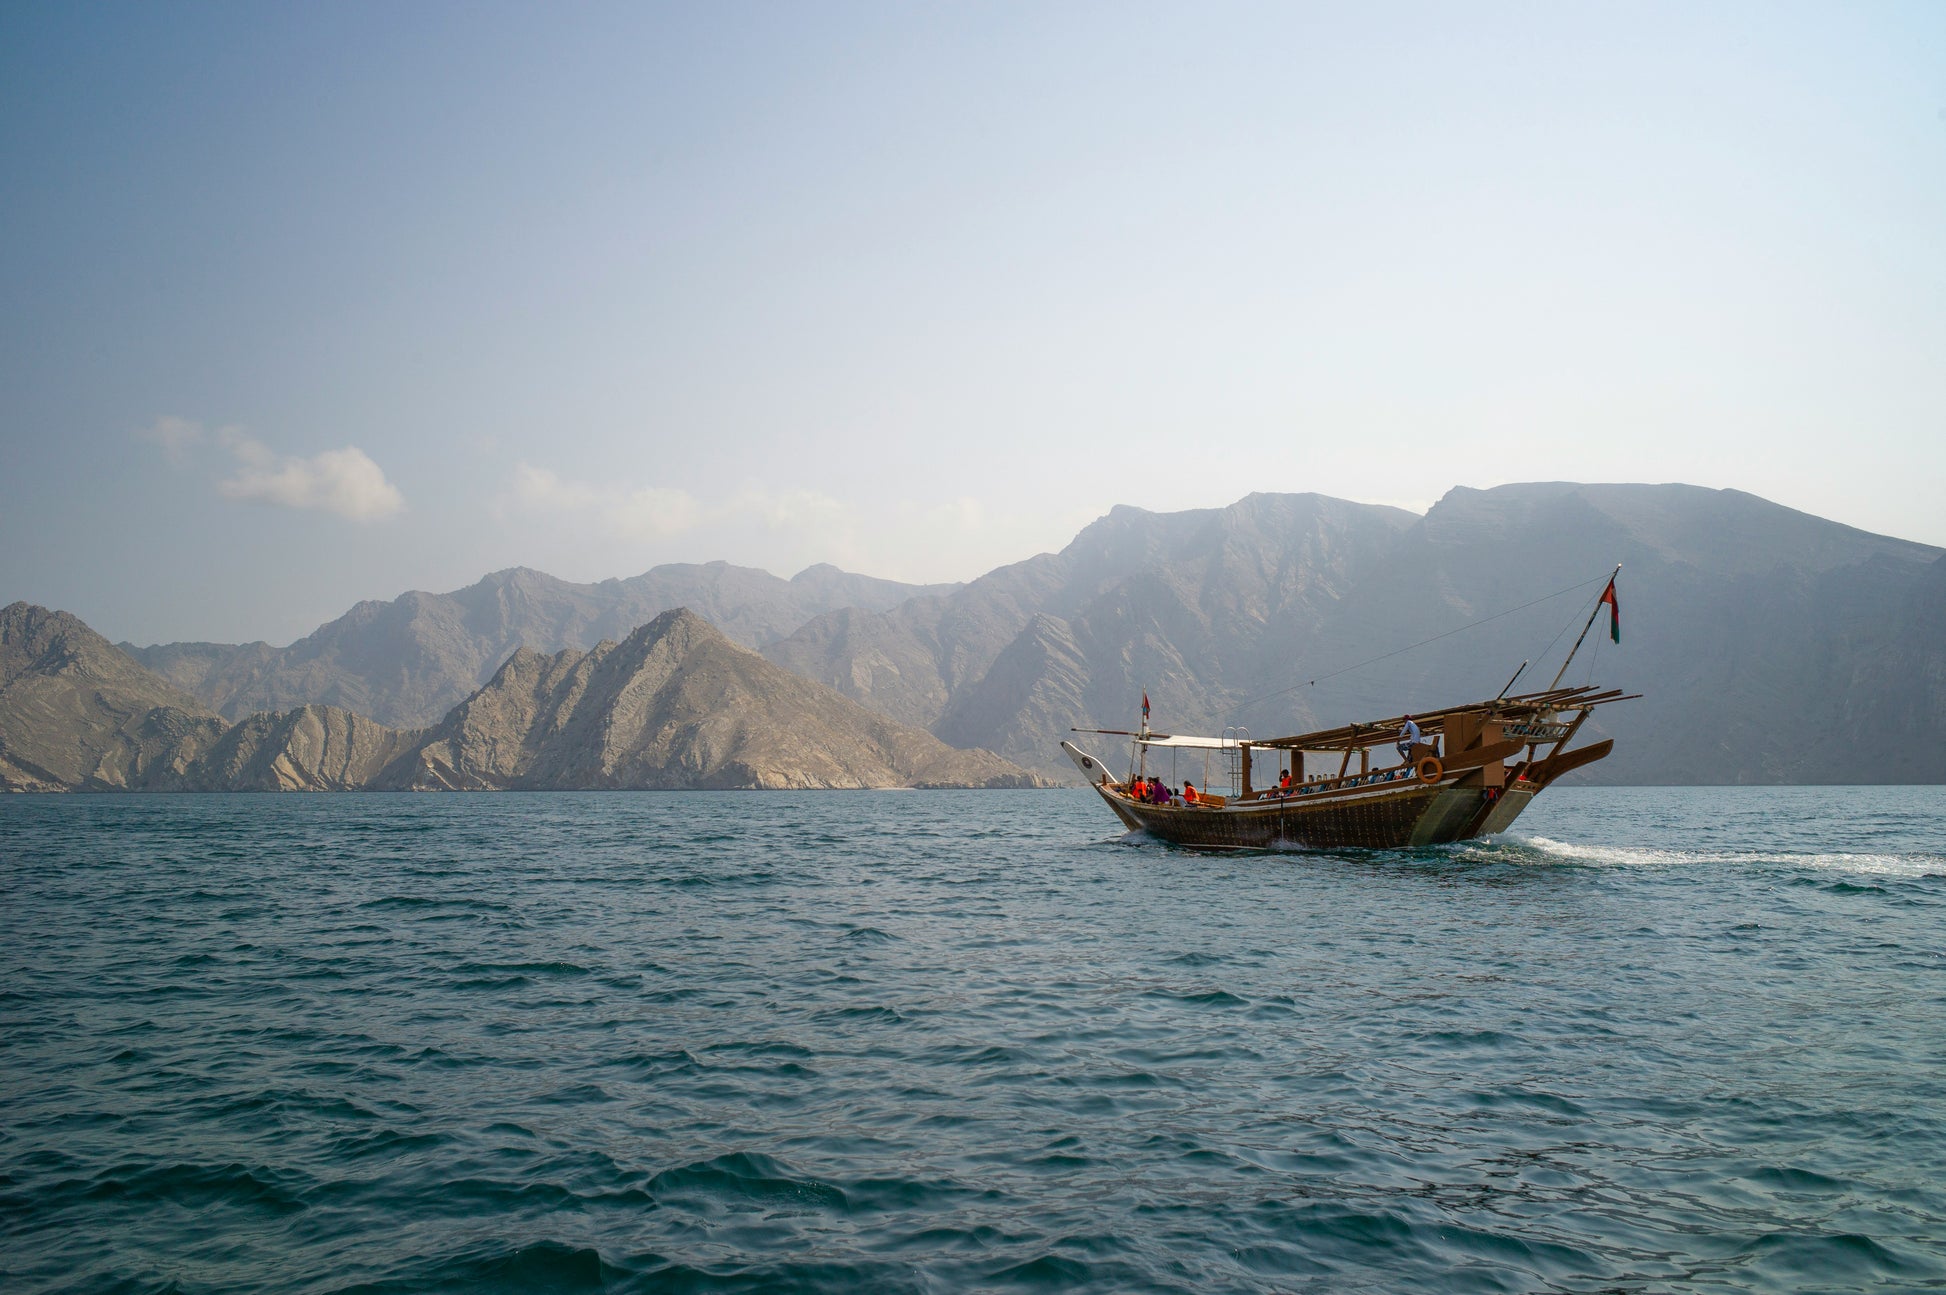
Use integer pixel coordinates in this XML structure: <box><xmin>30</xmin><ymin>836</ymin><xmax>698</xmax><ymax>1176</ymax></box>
<box><xmin>1416</xmin><ymin>756</ymin><xmax>1444</xmax><ymax>785</ymax></box>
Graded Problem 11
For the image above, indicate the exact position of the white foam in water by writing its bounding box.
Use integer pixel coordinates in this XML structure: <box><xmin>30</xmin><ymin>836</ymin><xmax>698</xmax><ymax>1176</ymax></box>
<box><xmin>1495</xmin><ymin>834</ymin><xmax>1944</xmax><ymax>878</ymax></box>
<box><xmin>1496</xmin><ymin>834</ymin><xmax>1700</xmax><ymax>869</ymax></box>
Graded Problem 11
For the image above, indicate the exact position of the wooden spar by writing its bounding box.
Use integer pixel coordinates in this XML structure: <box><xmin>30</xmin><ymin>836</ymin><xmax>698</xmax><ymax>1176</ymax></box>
<box><xmin>1248</xmin><ymin>685</ymin><xmax>1633</xmax><ymax>753</ymax></box>
<box><xmin>1496</xmin><ymin>660</ymin><xmax>1528</xmax><ymax>699</ymax></box>
<box><xmin>1547</xmin><ymin>565</ymin><xmax>1621</xmax><ymax>691</ymax></box>
<box><xmin>1079</xmin><ymin>681</ymin><xmax>1641</xmax><ymax>770</ymax></box>
<box><xmin>1529</xmin><ymin>738</ymin><xmax>1614</xmax><ymax>785</ymax></box>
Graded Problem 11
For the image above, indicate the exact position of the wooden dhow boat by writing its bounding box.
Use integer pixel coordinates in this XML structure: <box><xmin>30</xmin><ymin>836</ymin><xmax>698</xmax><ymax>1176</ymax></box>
<box><xmin>1063</xmin><ymin>683</ymin><xmax>1634</xmax><ymax>851</ymax></box>
<box><xmin>1062</xmin><ymin>570</ymin><xmax>1635</xmax><ymax>851</ymax></box>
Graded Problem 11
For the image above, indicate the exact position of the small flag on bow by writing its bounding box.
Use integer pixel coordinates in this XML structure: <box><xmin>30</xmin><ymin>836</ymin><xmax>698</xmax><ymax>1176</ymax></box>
<box><xmin>1598</xmin><ymin>576</ymin><xmax>1620</xmax><ymax>644</ymax></box>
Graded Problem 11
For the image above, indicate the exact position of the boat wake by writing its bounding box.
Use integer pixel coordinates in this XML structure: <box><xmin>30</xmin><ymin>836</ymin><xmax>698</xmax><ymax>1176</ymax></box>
<box><xmin>1475</xmin><ymin>833</ymin><xmax>1946</xmax><ymax>878</ymax></box>
<box><xmin>1099</xmin><ymin>824</ymin><xmax>1945</xmax><ymax>880</ymax></box>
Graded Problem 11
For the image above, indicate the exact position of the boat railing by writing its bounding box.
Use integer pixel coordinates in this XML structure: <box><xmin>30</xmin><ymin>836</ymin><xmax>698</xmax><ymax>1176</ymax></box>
<box><xmin>1225</xmin><ymin>758</ymin><xmax>1427</xmax><ymax>802</ymax></box>
<box><xmin>1502</xmin><ymin>720</ymin><xmax>1570</xmax><ymax>741</ymax></box>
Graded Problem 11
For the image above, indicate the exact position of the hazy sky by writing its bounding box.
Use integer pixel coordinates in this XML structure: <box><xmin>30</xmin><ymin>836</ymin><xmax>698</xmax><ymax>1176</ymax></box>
<box><xmin>4</xmin><ymin>1</ymin><xmax>1943</xmax><ymax>645</ymax></box>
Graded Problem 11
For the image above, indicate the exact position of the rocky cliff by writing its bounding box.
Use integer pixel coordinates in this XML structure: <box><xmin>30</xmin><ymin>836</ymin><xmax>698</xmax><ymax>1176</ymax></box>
<box><xmin>57</xmin><ymin>479</ymin><xmax>1946</xmax><ymax>787</ymax></box>
<box><xmin>1</xmin><ymin>602</ymin><xmax>226</xmax><ymax>791</ymax></box>
<box><xmin>764</xmin><ymin>491</ymin><xmax>1425</xmax><ymax>766</ymax></box>
<box><xmin>193</xmin><ymin>705</ymin><xmax>420</xmax><ymax>792</ymax></box>
<box><xmin>382</xmin><ymin>609</ymin><xmax>1036</xmax><ymax>790</ymax></box>
<box><xmin>4</xmin><ymin>603</ymin><xmax>1037</xmax><ymax>792</ymax></box>
<box><xmin>125</xmin><ymin>561</ymin><xmax>958</xmax><ymax>728</ymax></box>
<box><xmin>765</xmin><ymin>485</ymin><xmax>1946</xmax><ymax>784</ymax></box>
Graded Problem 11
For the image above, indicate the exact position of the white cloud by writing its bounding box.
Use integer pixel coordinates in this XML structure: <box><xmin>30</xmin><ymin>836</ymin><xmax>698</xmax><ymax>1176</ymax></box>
<box><xmin>511</xmin><ymin>464</ymin><xmax>703</xmax><ymax>539</ymax></box>
<box><xmin>920</xmin><ymin>496</ymin><xmax>987</xmax><ymax>531</ymax></box>
<box><xmin>135</xmin><ymin>415</ymin><xmax>211</xmax><ymax>462</ymax></box>
<box><xmin>730</xmin><ymin>485</ymin><xmax>851</xmax><ymax>532</ymax></box>
<box><xmin>136</xmin><ymin>417</ymin><xmax>405</xmax><ymax>520</ymax></box>
<box><xmin>510</xmin><ymin>463</ymin><xmax>600</xmax><ymax>512</ymax></box>
<box><xmin>874</xmin><ymin>495</ymin><xmax>1105</xmax><ymax>581</ymax></box>
<box><xmin>500</xmin><ymin>465</ymin><xmax>1095</xmax><ymax>583</ymax></box>
<box><xmin>218</xmin><ymin>444</ymin><xmax>405</xmax><ymax>520</ymax></box>
<box><xmin>608</xmin><ymin>487</ymin><xmax>706</xmax><ymax>540</ymax></box>
<box><xmin>503</xmin><ymin>466</ymin><xmax>874</xmax><ymax>567</ymax></box>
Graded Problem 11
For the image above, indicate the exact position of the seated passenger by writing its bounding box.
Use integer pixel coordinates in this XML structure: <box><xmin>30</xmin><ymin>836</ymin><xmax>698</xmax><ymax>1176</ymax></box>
<box><xmin>1397</xmin><ymin>715</ymin><xmax>1422</xmax><ymax>763</ymax></box>
<box><xmin>1183</xmin><ymin>781</ymin><xmax>1199</xmax><ymax>805</ymax></box>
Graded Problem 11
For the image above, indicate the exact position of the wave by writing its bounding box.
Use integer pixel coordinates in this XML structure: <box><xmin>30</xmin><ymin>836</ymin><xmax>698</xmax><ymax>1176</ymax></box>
<box><xmin>1483</xmin><ymin>834</ymin><xmax>1946</xmax><ymax>877</ymax></box>
<box><xmin>646</xmin><ymin>1151</ymin><xmax>847</xmax><ymax>1210</ymax></box>
<box><xmin>326</xmin><ymin>1239</ymin><xmax>611</xmax><ymax>1294</ymax></box>
<box><xmin>10</xmin><ymin>788</ymin><xmax>1945</xmax><ymax>1295</ymax></box>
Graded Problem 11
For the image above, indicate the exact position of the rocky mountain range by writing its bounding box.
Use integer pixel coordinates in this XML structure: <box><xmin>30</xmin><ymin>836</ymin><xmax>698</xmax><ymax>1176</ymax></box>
<box><xmin>766</xmin><ymin>483</ymin><xmax>1945</xmax><ymax>783</ymax></box>
<box><xmin>122</xmin><ymin>561</ymin><xmax>955</xmax><ymax>729</ymax></box>
<box><xmin>38</xmin><ymin>480</ymin><xmax>1946</xmax><ymax>788</ymax></box>
<box><xmin>0</xmin><ymin>603</ymin><xmax>227</xmax><ymax>791</ymax></box>
<box><xmin>1</xmin><ymin>602</ymin><xmax>1033</xmax><ymax>792</ymax></box>
<box><xmin>391</xmin><ymin>609</ymin><xmax>1024</xmax><ymax>790</ymax></box>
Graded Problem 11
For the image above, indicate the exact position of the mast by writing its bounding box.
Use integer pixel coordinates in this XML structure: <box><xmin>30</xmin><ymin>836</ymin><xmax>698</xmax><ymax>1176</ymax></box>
<box><xmin>1547</xmin><ymin>565</ymin><xmax>1621</xmax><ymax>691</ymax></box>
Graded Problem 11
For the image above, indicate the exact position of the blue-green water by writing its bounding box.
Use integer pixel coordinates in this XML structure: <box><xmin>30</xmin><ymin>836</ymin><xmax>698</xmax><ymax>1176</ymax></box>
<box><xmin>3</xmin><ymin>787</ymin><xmax>1943</xmax><ymax>1294</ymax></box>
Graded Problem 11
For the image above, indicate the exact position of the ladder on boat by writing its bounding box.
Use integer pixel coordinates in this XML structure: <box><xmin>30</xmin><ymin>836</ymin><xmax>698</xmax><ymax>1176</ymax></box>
<box><xmin>1220</xmin><ymin>727</ymin><xmax>1250</xmax><ymax>797</ymax></box>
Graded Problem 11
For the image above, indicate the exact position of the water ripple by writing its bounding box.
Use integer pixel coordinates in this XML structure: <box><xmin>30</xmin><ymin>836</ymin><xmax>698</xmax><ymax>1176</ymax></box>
<box><xmin>3</xmin><ymin>786</ymin><xmax>1945</xmax><ymax>1293</ymax></box>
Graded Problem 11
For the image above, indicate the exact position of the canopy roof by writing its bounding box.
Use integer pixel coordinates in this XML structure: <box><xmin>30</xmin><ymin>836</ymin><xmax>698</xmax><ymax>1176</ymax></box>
<box><xmin>1130</xmin><ymin>734</ymin><xmax>1234</xmax><ymax>750</ymax></box>
<box><xmin>1073</xmin><ymin>685</ymin><xmax>1638</xmax><ymax>754</ymax></box>
<box><xmin>1254</xmin><ymin>685</ymin><xmax>1636</xmax><ymax>750</ymax></box>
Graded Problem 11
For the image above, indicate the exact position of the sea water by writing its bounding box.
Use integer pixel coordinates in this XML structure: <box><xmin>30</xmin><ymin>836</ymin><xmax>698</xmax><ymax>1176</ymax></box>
<box><xmin>2</xmin><ymin>787</ymin><xmax>1942</xmax><ymax>1293</ymax></box>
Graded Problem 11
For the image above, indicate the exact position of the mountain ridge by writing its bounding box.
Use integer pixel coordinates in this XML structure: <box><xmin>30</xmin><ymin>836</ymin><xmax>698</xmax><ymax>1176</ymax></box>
<box><xmin>34</xmin><ymin>479</ymin><xmax>1946</xmax><ymax>786</ymax></box>
<box><xmin>764</xmin><ymin>482</ymin><xmax>1944</xmax><ymax>783</ymax></box>
<box><xmin>384</xmin><ymin>609</ymin><xmax>1031</xmax><ymax>791</ymax></box>
<box><xmin>1</xmin><ymin>602</ymin><xmax>229</xmax><ymax>791</ymax></box>
<box><xmin>123</xmin><ymin>560</ymin><xmax>960</xmax><ymax>728</ymax></box>
<box><xmin>4</xmin><ymin>601</ymin><xmax>1037</xmax><ymax>792</ymax></box>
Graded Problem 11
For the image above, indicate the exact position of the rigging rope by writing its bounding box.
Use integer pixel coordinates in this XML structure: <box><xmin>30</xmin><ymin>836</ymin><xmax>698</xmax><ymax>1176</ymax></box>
<box><xmin>1537</xmin><ymin>587</ymin><xmax>1601</xmax><ymax>667</ymax></box>
<box><xmin>1229</xmin><ymin>573</ymin><xmax>1614</xmax><ymax>717</ymax></box>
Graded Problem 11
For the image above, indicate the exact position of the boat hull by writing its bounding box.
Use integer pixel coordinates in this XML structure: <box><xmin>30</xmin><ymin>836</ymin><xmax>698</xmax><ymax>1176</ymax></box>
<box><xmin>1094</xmin><ymin>778</ymin><xmax>1537</xmax><ymax>851</ymax></box>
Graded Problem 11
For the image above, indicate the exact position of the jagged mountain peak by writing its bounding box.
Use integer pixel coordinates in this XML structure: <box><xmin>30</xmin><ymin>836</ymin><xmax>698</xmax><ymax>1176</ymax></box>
<box><xmin>4</xmin><ymin>601</ymin><xmax>210</xmax><ymax>710</ymax></box>
<box><xmin>1421</xmin><ymin>481</ymin><xmax>1939</xmax><ymax>578</ymax></box>
<box><xmin>3</xmin><ymin>601</ymin><xmax>95</xmax><ymax>679</ymax></box>
<box><xmin>127</xmin><ymin>560</ymin><xmax>959</xmax><ymax>728</ymax></box>
<box><xmin>390</xmin><ymin>604</ymin><xmax>1035</xmax><ymax>791</ymax></box>
<box><xmin>4</xmin><ymin>599</ymin><xmax>111</xmax><ymax>658</ymax></box>
<box><xmin>2</xmin><ymin>602</ymin><xmax>227</xmax><ymax>791</ymax></box>
<box><xmin>3</xmin><ymin>600</ymin><xmax>1039</xmax><ymax>793</ymax></box>
<box><xmin>622</xmin><ymin>604</ymin><xmax>717</xmax><ymax>643</ymax></box>
<box><xmin>769</xmin><ymin>483</ymin><xmax>1945</xmax><ymax>782</ymax></box>
<box><xmin>43</xmin><ymin>480</ymin><xmax>1946</xmax><ymax>788</ymax></box>
<box><xmin>467</xmin><ymin>566</ymin><xmax>570</xmax><ymax>595</ymax></box>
